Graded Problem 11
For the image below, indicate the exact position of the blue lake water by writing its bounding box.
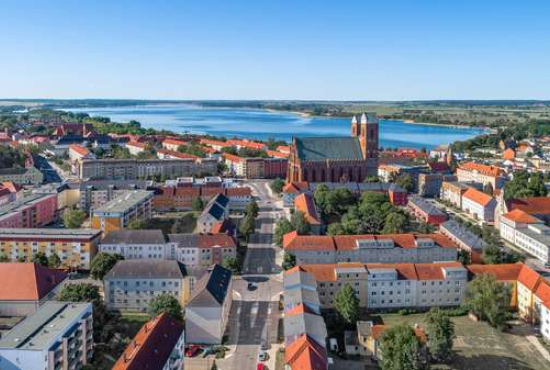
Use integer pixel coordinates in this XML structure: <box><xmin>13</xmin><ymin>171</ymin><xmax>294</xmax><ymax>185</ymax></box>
<box><xmin>67</xmin><ymin>104</ymin><xmax>485</xmax><ymax>149</ymax></box>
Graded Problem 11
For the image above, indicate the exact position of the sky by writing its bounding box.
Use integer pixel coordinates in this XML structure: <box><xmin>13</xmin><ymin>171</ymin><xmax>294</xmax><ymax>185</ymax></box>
<box><xmin>0</xmin><ymin>0</ymin><xmax>549</xmax><ymax>101</ymax></box>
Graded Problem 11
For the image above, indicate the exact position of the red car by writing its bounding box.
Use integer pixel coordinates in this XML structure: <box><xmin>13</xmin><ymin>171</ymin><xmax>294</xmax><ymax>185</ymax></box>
<box><xmin>257</xmin><ymin>363</ymin><xmax>264</xmax><ymax>370</ymax></box>
<box><xmin>186</xmin><ymin>345</ymin><xmax>202</xmax><ymax>357</ymax></box>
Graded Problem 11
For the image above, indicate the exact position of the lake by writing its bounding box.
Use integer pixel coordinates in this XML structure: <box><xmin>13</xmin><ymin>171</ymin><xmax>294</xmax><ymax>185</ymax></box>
<box><xmin>67</xmin><ymin>104</ymin><xmax>485</xmax><ymax>149</ymax></box>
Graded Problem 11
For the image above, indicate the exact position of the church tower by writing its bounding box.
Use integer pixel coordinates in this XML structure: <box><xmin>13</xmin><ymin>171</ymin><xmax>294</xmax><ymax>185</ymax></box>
<box><xmin>351</xmin><ymin>113</ymin><xmax>379</xmax><ymax>160</ymax></box>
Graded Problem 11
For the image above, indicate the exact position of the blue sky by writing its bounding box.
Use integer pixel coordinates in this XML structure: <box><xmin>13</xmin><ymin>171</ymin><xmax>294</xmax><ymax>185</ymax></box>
<box><xmin>1</xmin><ymin>0</ymin><xmax>549</xmax><ymax>100</ymax></box>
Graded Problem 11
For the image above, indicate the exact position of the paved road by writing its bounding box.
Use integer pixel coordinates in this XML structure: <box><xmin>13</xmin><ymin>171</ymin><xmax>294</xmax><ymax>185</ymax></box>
<box><xmin>221</xmin><ymin>180</ymin><xmax>284</xmax><ymax>370</ymax></box>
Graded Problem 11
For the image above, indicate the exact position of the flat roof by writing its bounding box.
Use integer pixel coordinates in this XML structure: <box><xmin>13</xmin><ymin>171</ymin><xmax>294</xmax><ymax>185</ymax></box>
<box><xmin>0</xmin><ymin>193</ymin><xmax>55</xmax><ymax>219</ymax></box>
<box><xmin>0</xmin><ymin>228</ymin><xmax>101</xmax><ymax>240</ymax></box>
<box><xmin>92</xmin><ymin>190</ymin><xmax>153</xmax><ymax>214</ymax></box>
<box><xmin>0</xmin><ymin>302</ymin><xmax>91</xmax><ymax>350</ymax></box>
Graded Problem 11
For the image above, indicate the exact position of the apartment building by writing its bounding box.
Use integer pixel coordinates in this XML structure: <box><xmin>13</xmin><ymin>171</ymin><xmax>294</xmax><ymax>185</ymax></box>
<box><xmin>197</xmin><ymin>193</ymin><xmax>230</xmax><ymax>234</ymax></box>
<box><xmin>223</xmin><ymin>153</ymin><xmax>287</xmax><ymax>179</ymax></box>
<box><xmin>288</xmin><ymin>261</ymin><xmax>468</xmax><ymax>310</ymax></box>
<box><xmin>0</xmin><ymin>193</ymin><xmax>58</xmax><ymax>228</ymax></box>
<box><xmin>500</xmin><ymin>209</ymin><xmax>550</xmax><ymax>264</ymax></box>
<box><xmin>0</xmin><ymin>166</ymin><xmax>44</xmax><ymax>186</ymax></box>
<box><xmin>125</xmin><ymin>140</ymin><xmax>147</xmax><ymax>155</ymax></box>
<box><xmin>91</xmin><ymin>190</ymin><xmax>153</xmax><ymax>233</ymax></box>
<box><xmin>153</xmin><ymin>185</ymin><xmax>251</xmax><ymax>211</ymax></box>
<box><xmin>283</xmin><ymin>232</ymin><xmax>458</xmax><ymax>265</ymax></box>
<box><xmin>461</xmin><ymin>187</ymin><xmax>497</xmax><ymax>223</ymax></box>
<box><xmin>113</xmin><ymin>313</ymin><xmax>185</xmax><ymax>370</ymax></box>
<box><xmin>78</xmin><ymin>157</ymin><xmax>217</xmax><ymax>180</ymax></box>
<box><xmin>0</xmin><ymin>182</ymin><xmax>23</xmax><ymax>206</ymax></box>
<box><xmin>439</xmin><ymin>220</ymin><xmax>485</xmax><ymax>263</ymax></box>
<box><xmin>71</xmin><ymin>179</ymin><xmax>152</xmax><ymax>211</ymax></box>
<box><xmin>168</xmin><ymin>233</ymin><xmax>237</xmax><ymax>269</ymax></box>
<box><xmin>294</xmin><ymin>193</ymin><xmax>323</xmax><ymax>234</ymax></box>
<box><xmin>0</xmin><ymin>228</ymin><xmax>101</xmax><ymax>269</ymax></box>
<box><xmin>100</xmin><ymin>230</ymin><xmax>174</xmax><ymax>260</ymax></box>
<box><xmin>456</xmin><ymin>161</ymin><xmax>506</xmax><ymax>189</ymax></box>
<box><xmin>0</xmin><ymin>263</ymin><xmax>67</xmax><ymax>316</ymax></box>
<box><xmin>162</xmin><ymin>138</ymin><xmax>188</xmax><ymax>151</ymax></box>
<box><xmin>440</xmin><ymin>181</ymin><xmax>472</xmax><ymax>208</ymax></box>
<box><xmin>0</xmin><ymin>302</ymin><xmax>93</xmax><ymax>370</ymax></box>
<box><xmin>104</xmin><ymin>260</ymin><xmax>188</xmax><ymax>312</ymax></box>
<box><xmin>407</xmin><ymin>196</ymin><xmax>448</xmax><ymax>225</ymax></box>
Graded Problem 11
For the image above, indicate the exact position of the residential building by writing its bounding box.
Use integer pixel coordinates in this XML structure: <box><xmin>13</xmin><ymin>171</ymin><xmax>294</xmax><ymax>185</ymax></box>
<box><xmin>407</xmin><ymin>196</ymin><xmax>448</xmax><ymax>225</ymax></box>
<box><xmin>456</xmin><ymin>161</ymin><xmax>506</xmax><ymax>189</ymax></box>
<box><xmin>283</xmin><ymin>231</ymin><xmax>457</xmax><ymax>265</ymax></box>
<box><xmin>68</xmin><ymin>144</ymin><xmax>95</xmax><ymax>162</ymax></box>
<box><xmin>91</xmin><ymin>190</ymin><xmax>153</xmax><ymax>233</ymax></box>
<box><xmin>223</xmin><ymin>154</ymin><xmax>287</xmax><ymax>179</ymax></box>
<box><xmin>284</xmin><ymin>304</ymin><xmax>328</xmax><ymax>348</ymax></box>
<box><xmin>461</xmin><ymin>187</ymin><xmax>497</xmax><ymax>223</ymax></box>
<box><xmin>440</xmin><ymin>181</ymin><xmax>472</xmax><ymax>208</ymax></box>
<box><xmin>0</xmin><ymin>263</ymin><xmax>67</xmax><ymax>316</ymax></box>
<box><xmin>287</xmin><ymin>113</ymin><xmax>379</xmax><ymax>183</ymax></box>
<box><xmin>162</xmin><ymin>138</ymin><xmax>188</xmax><ymax>151</ymax></box>
<box><xmin>153</xmin><ymin>185</ymin><xmax>251</xmax><ymax>211</ymax></box>
<box><xmin>500</xmin><ymin>209</ymin><xmax>550</xmax><ymax>264</ymax></box>
<box><xmin>71</xmin><ymin>179</ymin><xmax>153</xmax><ymax>211</ymax></box>
<box><xmin>125</xmin><ymin>140</ymin><xmax>147</xmax><ymax>155</ymax></box>
<box><xmin>418</xmin><ymin>173</ymin><xmax>455</xmax><ymax>198</ymax></box>
<box><xmin>112</xmin><ymin>313</ymin><xmax>185</xmax><ymax>370</ymax></box>
<box><xmin>0</xmin><ymin>166</ymin><xmax>44</xmax><ymax>186</ymax></box>
<box><xmin>197</xmin><ymin>193</ymin><xmax>230</xmax><ymax>234</ymax></box>
<box><xmin>185</xmin><ymin>264</ymin><xmax>232</xmax><ymax>344</ymax></box>
<box><xmin>0</xmin><ymin>193</ymin><xmax>58</xmax><ymax>228</ymax></box>
<box><xmin>0</xmin><ymin>182</ymin><xmax>23</xmax><ymax>206</ymax></box>
<box><xmin>285</xmin><ymin>334</ymin><xmax>328</xmax><ymax>370</ymax></box>
<box><xmin>104</xmin><ymin>260</ymin><xmax>188</xmax><ymax>312</ymax></box>
<box><xmin>0</xmin><ymin>302</ymin><xmax>93</xmax><ymax>370</ymax></box>
<box><xmin>294</xmin><ymin>193</ymin><xmax>322</xmax><ymax>234</ymax></box>
<box><xmin>100</xmin><ymin>230</ymin><xmax>173</xmax><ymax>260</ymax></box>
<box><xmin>168</xmin><ymin>233</ymin><xmax>237</xmax><ymax>269</ymax></box>
<box><xmin>0</xmin><ymin>228</ymin><xmax>101</xmax><ymax>268</ymax></box>
<box><xmin>439</xmin><ymin>220</ymin><xmax>485</xmax><ymax>263</ymax></box>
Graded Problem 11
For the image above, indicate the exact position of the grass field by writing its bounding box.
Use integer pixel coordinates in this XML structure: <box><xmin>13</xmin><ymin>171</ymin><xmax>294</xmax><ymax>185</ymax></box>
<box><xmin>378</xmin><ymin>313</ymin><xmax>548</xmax><ymax>370</ymax></box>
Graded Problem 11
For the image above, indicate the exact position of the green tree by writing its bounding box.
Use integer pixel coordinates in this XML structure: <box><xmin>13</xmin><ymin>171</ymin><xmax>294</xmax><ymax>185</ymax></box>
<box><xmin>465</xmin><ymin>274</ymin><xmax>511</xmax><ymax>329</ymax></box>
<box><xmin>127</xmin><ymin>218</ymin><xmax>147</xmax><ymax>230</ymax></box>
<box><xmin>47</xmin><ymin>253</ymin><xmax>62</xmax><ymax>268</ymax></box>
<box><xmin>62</xmin><ymin>209</ymin><xmax>87</xmax><ymax>228</ymax></box>
<box><xmin>192</xmin><ymin>197</ymin><xmax>205</xmax><ymax>212</ymax></box>
<box><xmin>239</xmin><ymin>214</ymin><xmax>256</xmax><ymax>241</ymax></box>
<box><xmin>290</xmin><ymin>211</ymin><xmax>311</xmax><ymax>235</ymax></box>
<box><xmin>395</xmin><ymin>173</ymin><xmax>415</xmax><ymax>193</ymax></box>
<box><xmin>274</xmin><ymin>218</ymin><xmax>295</xmax><ymax>246</ymax></box>
<box><xmin>425</xmin><ymin>307</ymin><xmax>455</xmax><ymax>362</ymax></box>
<box><xmin>32</xmin><ymin>252</ymin><xmax>49</xmax><ymax>267</ymax></box>
<box><xmin>379</xmin><ymin>324</ymin><xmax>429</xmax><ymax>370</ymax></box>
<box><xmin>59</xmin><ymin>283</ymin><xmax>100</xmax><ymax>302</ymax></box>
<box><xmin>149</xmin><ymin>293</ymin><xmax>183</xmax><ymax>321</ymax></box>
<box><xmin>282</xmin><ymin>253</ymin><xmax>296</xmax><ymax>270</ymax></box>
<box><xmin>382</xmin><ymin>212</ymin><xmax>407</xmax><ymax>234</ymax></box>
<box><xmin>245</xmin><ymin>200</ymin><xmax>259</xmax><ymax>218</ymax></box>
<box><xmin>270</xmin><ymin>178</ymin><xmax>285</xmax><ymax>194</ymax></box>
<box><xmin>0</xmin><ymin>255</ymin><xmax>9</xmax><ymax>262</ymax></box>
<box><xmin>90</xmin><ymin>252</ymin><xmax>123</xmax><ymax>280</ymax></box>
<box><xmin>222</xmin><ymin>257</ymin><xmax>240</xmax><ymax>274</ymax></box>
<box><xmin>457</xmin><ymin>250</ymin><xmax>470</xmax><ymax>265</ymax></box>
<box><xmin>333</xmin><ymin>283</ymin><xmax>360</xmax><ymax>326</ymax></box>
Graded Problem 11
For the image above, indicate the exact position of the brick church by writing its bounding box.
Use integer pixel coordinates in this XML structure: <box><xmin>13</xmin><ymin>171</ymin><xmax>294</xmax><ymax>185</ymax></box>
<box><xmin>286</xmin><ymin>113</ymin><xmax>379</xmax><ymax>183</ymax></box>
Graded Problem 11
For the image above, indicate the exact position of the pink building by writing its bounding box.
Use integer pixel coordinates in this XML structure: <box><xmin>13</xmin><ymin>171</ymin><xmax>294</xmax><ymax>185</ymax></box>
<box><xmin>0</xmin><ymin>193</ymin><xmax>58</xmax><ymax>228</ymax></box>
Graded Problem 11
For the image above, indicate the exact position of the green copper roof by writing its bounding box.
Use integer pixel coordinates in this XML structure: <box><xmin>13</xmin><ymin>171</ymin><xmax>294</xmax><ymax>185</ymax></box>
<box><xmin>296</xmin><ymin>137</ymin><xmax>363</xmax><ymax>160</ymax></box>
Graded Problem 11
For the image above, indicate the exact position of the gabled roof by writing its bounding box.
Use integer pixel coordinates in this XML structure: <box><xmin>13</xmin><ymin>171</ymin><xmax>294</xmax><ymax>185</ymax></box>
<box><xmin>507</xmin><ymin>197</ymin><xmax>550</xmax><ymax>216</ymax></box>
<box><xmin>285</xmin><ymin>303</ymin><xmax>318</xmax><ymax>316</ymax></box>
<box><xmin>285</xmin><ymin>334</ymin><xmax>327</xmax><ymax>370</ymax></box>
<box><xmin>535</xmin><ymin>280</ymin><xmax>550</xmax><ymax>303</ymax></box>
<box><xmin>0</xmin><ymin>263</ymin><xmax>67</xmax><ymax>301</ymax></box>
<box><xmin>102</xmin><ymin>230</ymin><xmax>166</xmax><ymax>245</ymax></box>
<box><xmin>517</xmin><ymin>264</ymin><xmax>542</xmax><ymax>291</ymax></box>
<box><xmin>458</xmin><ymin>161</ymin><xmax>503</xmax><ymax>177</ymax></box>
<box><xmin>168</xmin><ymin>233</ymin><xmax>236</xmax><ymax>249</ymax></box>
<box><xmin>502</xmin><ymin>209</ymin><xmax>542</xmax><ymax>224</ymax></box>
<box><xmin>463</xmin><ymin>187</ymin><xmax>494</xmax><ymax>206</ymax></box>
<box><xmin>187</xmin><ymin>265</ymin><xmax>231</xmax><ymax>307</ymax></box>
<box><xmin>466</xmin><ymin>263</ymin><xmax>523</xmax><ymax>281</ymax></box>
<box><xmin>283</xmin><ymin>182</ymin><xmax>310</xmax><ymax>194</ymax></box>
<box><xmin>112</xmin><ymin>313</ymin><xmax>184</xmax><ymax>370</ymax></box>
<box><xmin>295</xmin><ymin>137</ymin><xmax>363</xmax><ymax>161</ymax></box>
<box><xmin>105</xmin><ymin>260</ymin><xmax>186</xmax><ymax>280</ymax></box>
<box><xmin>370</xmin><ymin>324</ymin><xmax>427</xmax><ymax>343</ymax></box>
<box><xmin>294</xmin><ymin>193</ymin><xmax>321</xmax><ymax>225</ymax></box>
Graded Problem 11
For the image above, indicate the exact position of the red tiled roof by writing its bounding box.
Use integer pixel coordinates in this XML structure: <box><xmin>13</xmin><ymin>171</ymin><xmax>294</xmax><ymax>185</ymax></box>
<box><xmin>226</xmin><ymin>187</ymin><xmax>252</xmax><ymax>197</ymax></box>
<box><xmin>113</xmin><ymin>313</ymin><xmax>184</xmax><ymax>370</ymax></box>
<box><xmin>463</xmin><ymin>187</ymin><xmax>494</xmax><ymax>206</ymax></box>
<box><xmin>458</xmin><ymin>162</ymin><xmax>503</xmax><ymax>177</ymax></box>
<box><xmin>126</xmin><ymin>140</ymin><xmax>147</xmax><ymax>149</ymax></box>
<box><xmin>222</xmin><ymin>152</ymin><xmax>245</xmax><ymax>163</ymax></box>
<box><xmin>0</xmin><ymin>263</ymin><xmax>67</xmax><ymax>301</ymax></box>
<box><xmin>517</xmin><ymin>264</ymin><xmax>542</xmax><ymax>291</ymax></box>
<box><xmin>228</xmin><ymin>139</ymin><xmax>265</xmax><ymax>150</ymax></box>
<box><xmin>535</xmin><ymin>280</ymin><xmax>550</xmax><ymax>303</ymax></box>
<box><xmin>285</xmin><ymin>303</ymin><xmax>317</xmax><ymax>316</ymax></box>
<box><xmin>69</xmin><ymin>144</ymin><xmax>90</xmax><ymax>157</ymax></box>
<box><xmin>266</xmin><ymin>150</ymin><xmax>289</xmax><ymax>158</ymax></box>
<box><xmin>507</xmin><ymin>197</ymin><xmax>550</xmax><ymax>216</ymax></box>
<box><xmin>428</xmin><ymin>162</ymin><xmax>450</xmax><ymax>173</ymax></box>
<box><xmin>157</xmin><ymin>148</ymin><xmax>199</xmax><ymax>159</ymax></box>
<box><xmin>294</xmin><ymin>193</ymin><xmax>321</xmax><ymax>225</ymax></box>
<box><xmin>163</xmin><ymin>138</ymin><xmax>187</xmax><ymax>146</ymax></box>
<box><xmin>197</xmin><ymin>234</ymin><xmax>236</xmax><ymax>248</ymax></box>
<box><xmin>277</xmin><ymin>145</ymin><xmax>291</xmax><ymax>153</ymax></box>
<box><xmin>285</xmin><ymin>334</ymin><xmax>327</xmax><ymax>370</ymax></box>
<box><xmin>503</xmin><ymin>148</ymin><xmax>516</xmax><ymax>160</ymax></box>
<box><xmin>371</xmin><ymin>324</ymin><xmax>426</xmax><ymax>343</ymax></box>
<box><xmin>200</xmin><ymin>138</ymin><xmax>229</xmax><ymax>147</ymax></box>
<box><xmin>502</xmin><ymin>209</ymin><xmax>541</xmax><ymax>224</ymax></box>
<box><xmin>283</xmin><ymin>182</ymin><xmax>309</xmax><ymax>194</ymax></box>
<box><xmin>0</xmin><ymin>181</ymin><xmax>22</xmax><ymax>194</ymax></box>
<box><xmin>466</xmin><ymin>263</ymin><xmax>523</xmax><ymax>281</ymax></box>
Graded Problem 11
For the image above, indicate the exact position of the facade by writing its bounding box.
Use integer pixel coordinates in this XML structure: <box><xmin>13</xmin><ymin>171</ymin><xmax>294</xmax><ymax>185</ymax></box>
<box><xmin>125</xmin><ymin>140</ymin><xmax>147</xmax><ymax>155</ymax></box>
<box><xmin>500</xmin><ymin>209</ymin><xmax>550</xmax><ymax>264</ymax></box>
<box><xmin>283</xmin><ymin>231</ymin><xmax>457</xmax><ymax>265</ymax></box>
<box><xmin>407</xmin><ymin>196</ymin><xmax>448</xmax><ymax>225</ymax></box>
<box><xmin>0</xmin><ymin>228</ymin><xmax>102</xmax><ymax>268</ymax></box>
<box><xmin>162</xmin><ymin>138</ymin><xmax>188</xmax><ymax>151</ymax></box>
<box><xmin>72</xmin><ymin>179</ymin><xmax>153</xmax><ymax>211</ymax></box>
<box><xmin>168</xmin><ymin>233</ymin><xmax>237</xmax><ymax>269</ymax></box>
<box><xmin>0</xmin><ymin>263</ymin><xmax>67</xmax><ymax>316</ymax></box>
<box><xmin>197</xmin><ymin>193</ymin><xmax>230</xmax><ymax>234</ymax></box>
<box><xmin>0</xmin><ymin>167</ymin><xmax>44</xmax><ymax>186</ymax></box>
<box><xmin>91</xmin><ymin>190</ymin><xmax>154</xmax><ymax>233</ymax></box>
<box><xmin>0</xmin><ymin>193</ymin><xmax>58</xmax><ymax>228</ymax></box>
<box><xmin>185</xmin><ymin>265</ymin><xmax>232</xmax><ymax>344</ymax></box>
<box><xmin>100</xmin><ymin>230</ymin><xmax>173</xmax><ymax>260</ymax></box>
<box><xmin>439</xmin><ymin>220</ymin><xmax>485</xmax><ymax>263</ymax></box>
<box><xmin>78</xmin><ymin>157</ymin><xmax>217</xmax><ymax>180</ymax></box>
<box><xmin>440</xmin><ymin>181</ymin><xmax>472</xmax><ymax>208</ymax></box>
<box><xmin>0</xmin><ymin>182</ymin><xmax>23</xmax><ymax>206</ymax></box>
<box><xmin>456</xmin><ymin>161</ymin><xmax>506</xmax><ymax>189</ymax></box>
<box><xmin>0</xmin><ymin>302</ymin><xmax>93</xmax><ymax>370</ymax></box>
<box><xmin>287</xmin><ymin>113</ymin><xmax>379</xmax><ymax>183</ymax></box>
<box><xmin>294</xmin><ymin>193</ymin><xmax>323</xmax><ymax>234</ymax></box>
<box><xmin>461</xmin><ymin>187</ymin><xmax>497</xmax><ymax>223</ymax></box>
<box><xmin>418</xmin><ymin>173</ymin><xmax>455</xmax><ymax>198</ymax></box>
<box><xmin>223</xmin><ymin>153</ymin><xmax>287</xmax><ymax>179</ymax></box>
<box><xmin>153</xmin><ymin>185</ymin><xmax>251</xmax><ymax>211</ymax></box>
<box><xmin>112</xmin><ymin>313</ymin><xmax>185</xmax><ymax>370</ymax></box>
<box><xmin>104</xmin><ymin>260</ymin><xmax>188</xmax><ymax>312</ymax></box>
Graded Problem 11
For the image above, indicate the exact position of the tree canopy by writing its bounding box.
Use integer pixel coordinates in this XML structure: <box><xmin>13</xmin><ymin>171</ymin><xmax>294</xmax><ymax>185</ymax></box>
<box><xmin>334</xmin><ymin>283</ymin><xmax>360</xmax><ymax>327</ymax></box>
<box><xmin>465</xmin><ymin>274</ymin><xmax>511</xmax><ymax>329</ymax></box>
<box><xmin>290</xmin><ymin>211</ymin><xmax>311</xmax><ymax>235</ymax></box>
<box><xmin>62</xmin><ymin>209</ymin><xmax>87</xmax><ymax>228</ymax></box>
<box><xmin>504</xmin><ymin>170</ymin><xmax>547</xmax><ymax>199</ymax></box>
<box><xmin>270</xmin><ymin>178</ymin><xmax>285</xmax><ymax>194</ymax></box>
<box><xmin>192</xmin><ymin>197</ymin><xmax>205</xmax><ymax>212</ymax></box>
<box><xmin>425</xmin><ymin>307</ymin><xmax>455</xmax><ymax>363</ymax></box>
<box><xmin>59</xmin><ymin>283</ymin><xmax>100</xmax><ymax>302</ymax></box>
<box><xmin>149</xmin><ymin>293</ymin><xmax>183</xmax><ymax>321</ymax></box>
<box><xmin>90</xmin><ymin>252</ymin><xmax>124</xmax><ymax>280</ymax></box>
<box><xmin>274</xmin><ymin>218</ymin><xmax>295</xmax><ymax>246</ymax></box>
<box><xmin>379</xmin><ymin>324</ymin><xmax>429</xmax><ymax>370</ymax></box>
<box><xmin>282</xmin><ymin>253</ymin><xmax>296</xmax><ymax>270</ymax></box>
<box><xmin>32</xmin><ymin>252</ymin><xmax>49</xmax><ymax>267</ymax></box>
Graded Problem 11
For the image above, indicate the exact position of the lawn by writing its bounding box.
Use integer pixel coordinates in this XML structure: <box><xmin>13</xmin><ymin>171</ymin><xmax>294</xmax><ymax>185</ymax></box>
<box><xmin>377</xmin><ymin>313</ymin><xmax>549</xmax><ymax>370</ymax></box>
<box><xmin>148</xmin><ymin>211</ymin><xmax>198</xmax><ymax>234</ymax></box>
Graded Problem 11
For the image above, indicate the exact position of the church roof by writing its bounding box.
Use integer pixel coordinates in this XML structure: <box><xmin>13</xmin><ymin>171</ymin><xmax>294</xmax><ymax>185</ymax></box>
<box><xmin>295</xmin><ymin>137</ymin><xmax>363</xmax><ymax>161</ymax></box>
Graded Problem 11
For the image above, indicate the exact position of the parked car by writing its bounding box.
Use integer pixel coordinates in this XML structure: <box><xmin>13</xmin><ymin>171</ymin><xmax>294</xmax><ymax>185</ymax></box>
<box><xmin>186</xmin><ymin>345</ymin><xmax>202</xmax><ymax>357</ymax></box>
<box><xmin>258</xmin><ymin>350</ymin><xmax>268</xmax><ymax>362</ymax></box>
<box><xmin>257</xmin><ymin>363</ymin><xmax>264</xmax><ymax>370</ymax></box>
<box><xmin>248</xmin><ymin>282</ymin><xmax>256</xmax><ymax>291</ymax></box>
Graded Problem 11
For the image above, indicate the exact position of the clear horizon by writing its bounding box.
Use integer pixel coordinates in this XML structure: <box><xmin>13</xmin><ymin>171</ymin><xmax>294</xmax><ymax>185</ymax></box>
<box><xmin>1</xmin><ymin>0</ymin><xmax>549</xmax><ymax>101</ymax></box>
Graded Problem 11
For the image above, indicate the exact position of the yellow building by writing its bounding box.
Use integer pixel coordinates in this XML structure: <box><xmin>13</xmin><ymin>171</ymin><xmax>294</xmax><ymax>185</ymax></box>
<box><xmin>0</xmin><ymin>228</ymin><xmax>102</xmax><ymax>269</ymax></box>
<box><xmin>91</xmin><ymin>190</ymin><xmax>153</xmax><ymax>234</ymax></box>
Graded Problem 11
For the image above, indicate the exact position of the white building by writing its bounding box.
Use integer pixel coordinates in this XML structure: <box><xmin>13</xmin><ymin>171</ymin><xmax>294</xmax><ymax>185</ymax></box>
<box><xmin>500</xmin><ymin>209</ymin><xmax>550</xmax><ymax>264</ymax></box>
<box><xmin>125</xmin><ymin>140</ymin><xmax>147</xmax><ymax>155</ymax></box>
<box><xmin>196</xmin><ymin>193</ymin><xmax>230</xmax><ymax>234</ymax></box>
<box><xmin>0</xmin><ymin>302</ymin><xmax>93</xmax><ymax>370</ymax></box>
<box><xmin>461</xmin><ymin>187</ymin><xmax>497</xmax><ymax>223</ymax></box>
<box><xmin>100</xmin><ymin>230</ymin><xmax>174</xmax><ymax>260</ymax></box>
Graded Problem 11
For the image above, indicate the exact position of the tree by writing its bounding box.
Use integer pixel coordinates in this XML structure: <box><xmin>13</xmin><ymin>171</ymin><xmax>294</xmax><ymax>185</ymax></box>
<box><xmin>274</xmin><ymin>218</ymin><xmax>295</xmax><ymax>246</ymax></box>
<box><xmin>239</xmin><ymin>214</ymin><xmax>256</xmax><ymax>241</ymax></box>
<box><xmin>149</xmin><ymin>293</ymin><xmax>183</xmax><ymax>321</ymax></box>
<box><xmin>222</xmin><ymin>257</ymin><xmax>240</xmax><ymax>274</ymax></box>
<box><xmin>282</xmin><ymin>253</ymin><xmax>296</xmax><ymax>270</ymax></box>
<box><xmin>270</xmin><ymin>178</ymin><xmax>285</xmax><ymax>194</ymax></box>
<box><xmin>465</xmin><ymin>274</ymin><xmax>511</xmax><ymax>329</ymax></box>
<box><xmin>333</xmin><ymin>284</ymin><xmax>360</xmax><ymax>327</ymax></box>
<box><xmin>379</xmin><ymin>324</ymin><xmax>429</xmax><ymax>370</ymax></box>
<box><xmin>47</xmin><ymin>253</ymin><xmax>62</xmax><ymax>268</ymax></box>
<box><xmin>59</xmin><ymin>283</ymin><xmax>100</xmax><ymax>302</ymax></box>
<box><xmin>127</xmin><ymin>218</ymin><xmax>147</xmax><ymax>230</ymax></box>
<box><xmin>192</xmin><ymin>197</ymin><xmax>205</xmax><ymax>212</ymax></box>
<box><xmin>290</xmin><ymin>211</ymin><xmax>311</xmax><ymax>235</ymax></box>
<box><xmin>245</xmin><ymin>200</ymin><xmax>259</xmax><ymax>218</ymax></box>
<box><xmin>0</xmin><ymin>255</ymin><xmax>9</xmax><ymax>262</ymax></box>
<box><xmin>32</xmin><ymin>251</ymin><xmax>49</xmax><ymax>266</ymax></box>
<box><xmin>425</xmin><ymin>307</ymin><xmax>455</xmax><ymax>362</ymax></box>
<box><xmin>457</xmin><ymin>250</ymin><xmax>470</xmax><ymax>265</ymax></box>
<box><xmin>395</xmin><ymin>173</ymin><xmax>415</xmax><ymax>193</ymax></box>
<box><xmin>90</xmin><ymin>252</ymin><xmax>123</xmax><ymax>280</ymax></box>
<box><xmin>382</xmin><ymin>212</ymin><xmax>407</xmax><ymax>234</ymax></box>
<box><xmin>63</xmin><ymin>209</ymin><xmax>87</xmax><ymax>228</ymax></box>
